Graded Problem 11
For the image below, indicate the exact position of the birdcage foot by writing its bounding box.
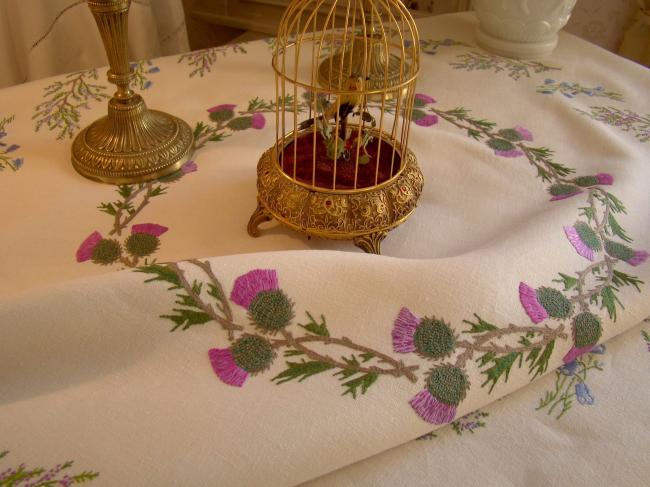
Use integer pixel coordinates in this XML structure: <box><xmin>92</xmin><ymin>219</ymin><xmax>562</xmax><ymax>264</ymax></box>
<box><xmin>353</xmin><ymin>231</ymin><xmax>388</xmax><ymax>255</ymax></box>
<box><xmin>247</xmin><ymin>202</ymin><xmax>273</xmax><ymax>237</ymax></box>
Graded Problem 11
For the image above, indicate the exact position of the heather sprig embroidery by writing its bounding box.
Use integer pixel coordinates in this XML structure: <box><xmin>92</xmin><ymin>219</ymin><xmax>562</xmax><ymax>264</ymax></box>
<box><xmin>130</xmin><ymin>60</ymin><xmax>160</xmax><ymax>90</ymax></box>
<box><xmin>0</xmin><ymin>115</ymin><xmax>24</xmax><ymax>172</ymax></box>
<box><xmin>178</xmin><ymin>44</ymin><xmax>247</xmax><ymax>78</ymax></box>
<box><xmin>450</xmin><ymin>51</ymin><xmax>560</xmax><ymax>80</ymax></box>
<box><xmin>33</xmin><ymin>69</ymin><xmax>109</xmax><ymax>139</ymax></box>
<box><xmin>419</xmin><ymin>38</ymin><xmax>469</xmax><ymax>55</ymax></box>
<box><xmin>576</xmin><ymin>106</ymin><xmax>650</xmax><ymax>143</ymax></box>
<box><xmin>537</xmin><ymin>79</ymin><xmax>623</xmax><ymax>101</ymax></box>
<box><xmin>0</xmin><ymin>450</ymin><xmax>98</xmax><ymax>486</ymax></box>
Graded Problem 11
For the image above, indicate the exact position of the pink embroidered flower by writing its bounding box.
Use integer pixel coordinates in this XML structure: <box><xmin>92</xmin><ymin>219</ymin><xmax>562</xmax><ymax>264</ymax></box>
<box><xmin>208</xmin><ymin>334</ymin><xmax>275</xmax><ymax>387</ymax></box>
<box><xmin>392</xmin><ymin>307</ymin><xmax>456</xmax><ymax>359</ymax></box>
<box><xmin>207</xmin><ymin>104</ymin><xmax>236</xmax><ymax>113</ymax></box>
<box><xmin>251</xmin><ymin>113</ymin><xmax>266</xmax><ymax>129</ymax></box>
<box><xmin>562</xmin><ymin>345</ymin><xmax>595</xmax><ymax>364</ymax></box>
<box><xmin>410</xmin><ymin>365</ymin><xmax>468</xmax><ymax>424</ymax></box>
<box><xmin>181</xmin><ymin>160</ymin><xmax>198</xmax><ymax>174</ymax></box>
<box><xmin>230</xmin><ymin>269</ymin><xmax>294</xmax><ymax>333</ymax></box>
<box><xmin>415</xmin><ymin>114</ymin><xmax>439</xmax><ymax>127</ymax></box>
<box><xmin>604</xmin><ymin>240</ymin><xmax>649</xmax><ymax>267</ymax></box>
<box><xmin>131</xmin><ymin>223</ymin><xmax>168</xmax><ymax>237</ymax></box>
<box><xmin>519</xmin><ymin>282</ymin><xmax>573</xmax><ymax>323</ymax></box>
<box><xmin>513</xmin><ymin>125</ymin><xmax>533</xmax><ymax>141</ymax></box>
<box><xmin>563</xmin><ymin>221</ymin><xmax>601</xmax><ymax>261</ymax></box>
<box><xmin>495</xmin><ymin>149</ymin><xmax>524</xmax><ymax>158</ymax></box>
<box><xmin>573</xmin><ymin>173</ymin><xmax>614</xmax><ymax>187</ymax></box>
<box><xmin>414</xmin><ymin>93</ymin><xmax>436</xmax><ymax>105</ymax></box>
<box><xmin>76</xmin><ymin>231</ymin><xmax>103</xmax><ymax>262</ymax></box>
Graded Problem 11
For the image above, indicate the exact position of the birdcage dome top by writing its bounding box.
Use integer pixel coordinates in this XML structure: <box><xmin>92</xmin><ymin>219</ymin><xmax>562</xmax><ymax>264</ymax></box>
<box><xmin>272</xmin><ymin>0</ymin><xmax>420</xmax><ymax>94</ymax></box>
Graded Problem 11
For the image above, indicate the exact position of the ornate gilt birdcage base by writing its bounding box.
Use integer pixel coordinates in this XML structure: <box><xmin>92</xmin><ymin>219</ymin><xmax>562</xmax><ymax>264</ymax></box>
<box><xmin>247</xmin><ymin>134</ymin><xmax>423</xmax><ymax>255</ymax></box>
<box><xmin>72</xmin><ymin>96</ymin><xmax>194</xmax><ymax>184</ymax></box>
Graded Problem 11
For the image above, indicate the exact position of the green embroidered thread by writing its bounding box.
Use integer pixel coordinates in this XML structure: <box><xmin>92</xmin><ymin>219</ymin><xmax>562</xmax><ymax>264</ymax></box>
<box><xmin>414</xmin><ymin>318</ymin><xmax>456</xmax><ymax>359</ymax></box>
<box><xmin>497</xmin><ymin>128</ymin><xmax>523</xmax><ymax>142</ymax></box>
<box><xmin>227</xmin><ymin>116</ymin><xmax>254</xmax><ymax>131</ymax></box>
<box><xmin>486</xmin><ymin>138</ymin><xmax>516</xmax><ymax>152</ymax></box>
<box><xmin>574</xmin><ymin>175</ymin><xmax>600</xmax><ymax>187</ymax></box>
<box><xmin>549</xmin><ymin>183</ymin><xmax>581</xmax><ymax>196</ymax></box>
<box><xmin>536</xmin><ymin>287</ymin><xmax>573</xmax><ymax>319</ymax></box>
<box><xmin>249</xmin><ymin>290</ymin><xmax>294</xmax><ymax>333</ymax></box>
<box><xmin>605</xmin><ymin>240</ymin><xmax>635</xmax><ymax>261</ymax></box>
<box><xmin>125</xmin><ymin>233</ymin><xmax>159</xmax><ymax>257</ymax></box>
<box><xmin>91</xmin><ymin>239</ymin><xmax>121</xmax><ymax>265</ymax></box>
<box><xmin>574</xmin><ymin>221</ymin><xmax>602</xmax><ymax>251</ymax></box>
<box><xmin>572</xmin><ymin>312</ymin><xmax>602</xmax><ymax>348</ymax></box>
<box><xmin>426</xmin><ymin>365</ymin><xmax>469</xmax><ymax>405</ymax></box>
<box><xmin>232</xmin><ymin>334</ymin><xmax>276</xmax><ymax>373</ymax></box>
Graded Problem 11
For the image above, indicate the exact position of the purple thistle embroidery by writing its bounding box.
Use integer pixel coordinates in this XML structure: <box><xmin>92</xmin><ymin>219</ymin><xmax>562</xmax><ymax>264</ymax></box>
<box><xmin>562</xmin><ymin>345</ymin><xmax>594</xmax><ymax>364</ymax></box>
<box><xmin>563</xmin><ymin>225</ymin><xmax>595</xmax><ymax>261</ymax></box>
<box><xmin>208</xmin><ymin>348</ymin><xmax>248</xmax><ymax>387</ymax></box>
<box><xmin>550</xmin><ymin>190</ymin><xmax>583</xmax><ymax>201</ymax></box>
<box><xmin>409</xmin><ymin>390</ymin><xmax>456</xmax><ymax>424</ymax></box>
<box><xmin>392</xmin><ymin>307</ymin><xmax>419</xmax><ymax>353</ymax></box>
<box><xmin>131</xmin><ymin>223</ymin><xmax>168</xmax><ymax>237</ymax></box>
<box><xmin>596</xmin><ymin>173</ymin><xmax>614</xmax><ymax>185</ymax></box>
<box><xmin>415</xmin><ymin>93</ymin><xmax>436</xmax><ymax>104</ymax></box>
<box><xmin>230</xmin><ymin>269</ymin><xmax>279</xmax><ymax>309</ymax></box>
<box><xmin>181</xmin><ymin>160</ymin><xmax>198</xmax><ymax>173</ymax></box>
<box><xmin>207</xmin><ymin>104</ymin><xmax>236</xmax><ymax>113</ymax></box>
<box><xmin>628</xmin><ymin>250</ymin><xmax>649</xmax><ymax>266</ymax></box>
<box><xmin>513</xmin><ymin>125</ymin><xmax>533</xmax><ymax>141</ymax></box>
<box><xmin>415</xmin><ymin>114</ymin><xmax>438</xmax><ymax>127</ymax></box>
<box><xmin>251</xmin><ymin>113</ymin><xmax>266</xmax><ymax>129</ymax></box>
<box><xmin>76</xmin><ymin>231</ymin><xmax>103</xmax><ymax>262</ymax></box>
<box><xmin>495</xmin><ymin>149</ymin><xmax>524</xmax><ymax>158</ymax></box>
<box><xmin>518</xmin><ymin>282</ymin><xmax>549</xmax><ymax>324</ymax></box>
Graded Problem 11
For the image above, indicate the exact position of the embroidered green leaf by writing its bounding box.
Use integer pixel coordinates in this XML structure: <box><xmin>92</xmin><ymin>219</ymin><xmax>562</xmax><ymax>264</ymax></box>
<box><xmin>161</xmin><ymin>308</ymin><xmax>212</xmax><ymax>331</ymax></box>
<box><xmin>340</xmin><ymin>372</ymin><xmax>378</xmax><ymax>399</ymax></box>
<box><xmin>462</xmin><ymin>314</ymin><xmax>498</xmax><ymax>333</ymax></box>
<box><xmin>604</xmin><ymin>192</ymin><xmax>626</xmax><ymax>214</ymax></box>
<box><xmin>298</xmin><ymin>311</ymin><xmax>329</xmax><ymax>337</ymax></box>
<box><xmin>208</xmin><ymin>132</ymin><xmax>229</xmax><ymax>142</ymax></box>
<box><xmin>137</xmin><ymin>264</ymin><xmax>181</xmax><ymax>289</ymax></box>
<box><xmin>607</xmin><ymin>213</ymin><xmax>632</xmax><ymax>243</ymax></box>
<box><xmin>599</xmin><ymin>286</ymin><xmax>621</xmax><ymax>321</ymax></box>
<box><xmin>553</xmin><ymin>273</ymin><xmax>578</xmax><ymax>291</ymax></box>
<box><xmin>283</xmin><ymin>349</ymin><xmax>304</xmax><ymax>357</ymax></box>
<box><xmin>149</xmin><ymin>185</ymin><xmax>167</xmax><ymax>197</ymax></box>
<box><xmin>609</xmin><ymin>270</ymin><xmax>643</xmax><ymax>292</ymax></box>
<box><xmin>360</xmin><ymin>352</ymin><xmax>375</xmax><ymax>362</ymax></box>
<box><xmin>476</xmin><ymin>351</ymin><xmax>496</xmax><ymax>367</ymax></box>
<box><xmin>193</xmin><ymin>121</ymin><xmax>207</xmax><ymax>138</ymax></box>
<box><xmin>98</xmin><ymin>202</ymin><xmax>117</xmax><ymax>216</ymax></box>
<box><xmin>0</xmin><ymin>450</ymin><xmax>8</xmax><ymax>459</ymax></box>
<box><xmin>481</xmin><ymin>352</ymin><xmax>522</xmax><ymax>393</ymax></box>
<box><xmin>335</xmin><ymin>355</ymin><xmax>362</xmax><ymax>380</ymax></box>
<box><xmin>272</xmin><ymin>360</ymin><xmax>335</xmax><ymax>384</ymax></box>
<box><xmin>527</xmin><ymin>340</ymin><xmax>555</xmax><ymax>379</ymax></box>
<box><xmin>580</xmin><ymin>206</ymin><xmax>595</xmax><ymax>223</ymax></box>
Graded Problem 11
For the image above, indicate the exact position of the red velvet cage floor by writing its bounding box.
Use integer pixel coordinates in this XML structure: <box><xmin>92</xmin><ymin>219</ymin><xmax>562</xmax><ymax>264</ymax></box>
<box><xmin>279</xmin><ymin>132</ymin><xmax>402</xmax><ymax>190</ymax></box>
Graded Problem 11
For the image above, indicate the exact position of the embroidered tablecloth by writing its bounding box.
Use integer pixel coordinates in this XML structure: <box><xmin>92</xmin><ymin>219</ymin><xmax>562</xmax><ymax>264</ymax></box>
<box><xmin>1</xmin><ymin>12</ymin><xmax>649</xmax><ymax>487</ymax></box>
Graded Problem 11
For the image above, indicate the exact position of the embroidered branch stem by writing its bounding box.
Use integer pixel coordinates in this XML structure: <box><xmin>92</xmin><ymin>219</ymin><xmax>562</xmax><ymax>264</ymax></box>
<box><xmin>108</xmin><ymin>183</ymin><xmax>153</xmax><ymax>236</ymax></box>
<box><xmin>188</xmin><ymin>258</ymin><xmax>234</xmax><ymax>322</ymax></box>
<box><xmin>273</xmin><ymin>330</ymin><xmax>419</xmax><ymax>382</ymax></box>
<box><xmin>168</xmin><ymin>262</ymin><xmax>243</xmax><ymax>340</ymax></box>
<box><xmin>455</xmin><ymin>323</ymin><xmax>567</xmax><ymax>369</ymax></box>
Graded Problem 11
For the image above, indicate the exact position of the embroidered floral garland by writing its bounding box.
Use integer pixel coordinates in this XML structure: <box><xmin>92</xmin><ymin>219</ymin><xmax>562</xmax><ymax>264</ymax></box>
<box><xmin>0</xmin><ymin>450</ymin><xmax>98</xmax><ymax>486</ymax></box>
<box><xmin>178</xmin><ymin>44</ymin><xmax>247</xmax><ymax>78</ymax></box>
<box><xmin>76</xmin><ymin>96</ymin><xmax>306</xmax><ymax>268</ymax></box>
<box><xmin>576</xmin><ymin>106</ymin><xmax>650</xmax><ymax>143</ymax></box>
<box><xmin>0</xmin><ymin>115</ymin><xmax>23</xmax><ymax>172</ymax></box>
<box><xmin>137</xmin><ymin>92</ymin><xmax>647</xmax><ymax>426</ymax></box>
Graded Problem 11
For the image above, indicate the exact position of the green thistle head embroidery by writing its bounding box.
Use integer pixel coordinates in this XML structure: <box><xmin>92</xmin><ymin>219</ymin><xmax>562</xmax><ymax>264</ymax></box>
<box><xmin>487</xmin><ymin>138</ymin><xmax>516</xmax><ymax>152</ymax></box>
<box><xmin>572</xmin><ymin>312</ymin><xmax>602</xmax><ymax>348</ymax></box>
<box><xmin>91</xmin><ymin>239</ymin><xmax>122</xmax><ymax>265</ymax></box>
<box><xmin>231</xmin><ymin>334</ymin><xmax>276</xmax><ymax>373</ymax></box>
<box><xmin>604</xmin><ymin>240</ymin><xmax>635</xmax><ymax>261</ymax></box>
<box><xmin>575</xmin><ymin>221</ymin><xmax>602</xmax><ymax>251</ymax></box>
<box><xmin>549</xmin><ymin>184</ymin><xmax>581</xmax><ymax>197</ymax></box>
<box><xmin>426</xmin><ymin>365</ymin><xmax>469</xmax><ymax>406</ymax></box>
<box><xmin>573</xmin><ymin>175</ymin><xmax>599</xmax><ymax>187</ymax></box>
<box><xmin>414</xmin><ymin>317</ymin><xmax>456</xmax><ymax>359</ymax></box>
<box><xmin>249</xmin><ymin>289</ymin><xmax>294</xmax><ymax>333</ymax></box>
<box><xmin>497</xmin><ymin>128</ymin><xmax>523</xmax><ymax>142</ymax></box>
<box><xmin>125</xmin><ymin>233</ymin><xmax>160</xmax><ymax>257</ymax></box>
<box><xmin>536</xmin><ymin>287</ymin><xmax>573</xmax><ymax>319</ymax></box>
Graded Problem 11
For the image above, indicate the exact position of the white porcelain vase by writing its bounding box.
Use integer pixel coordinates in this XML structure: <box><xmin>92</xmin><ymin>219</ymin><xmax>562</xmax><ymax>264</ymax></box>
<box><xmin>474</xmin><ymin>0</ymin><xmax>578</xmax><ymax>59</ymax></box>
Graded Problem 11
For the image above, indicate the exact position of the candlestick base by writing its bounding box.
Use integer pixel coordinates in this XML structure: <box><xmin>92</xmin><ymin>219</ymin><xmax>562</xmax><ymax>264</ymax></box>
<box><xmin>71</xmin><ymin>95</ymin><xmax>194</xmax><ymax>184</ymax></box>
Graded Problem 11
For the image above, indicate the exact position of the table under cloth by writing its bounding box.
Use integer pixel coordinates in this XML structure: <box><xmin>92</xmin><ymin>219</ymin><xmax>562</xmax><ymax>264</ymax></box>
<box><xmin>1</xmin><ymin>12</ymin><xmax>649</xmax><ymax>487</ymax></box>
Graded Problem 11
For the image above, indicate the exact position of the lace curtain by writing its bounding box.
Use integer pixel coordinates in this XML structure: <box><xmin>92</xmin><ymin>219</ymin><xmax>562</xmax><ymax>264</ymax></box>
<box><xmin>0</xmin><ymin>0</ymin><xmax>189</xmax><ymax>89</ymax></box>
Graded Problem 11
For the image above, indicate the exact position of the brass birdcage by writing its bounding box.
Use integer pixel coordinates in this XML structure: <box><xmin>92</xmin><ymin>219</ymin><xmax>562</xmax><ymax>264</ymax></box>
<box><xmin>247</xmin><ymin>0</ymin><xmax>423</xmax><ymax>254</ymax></box>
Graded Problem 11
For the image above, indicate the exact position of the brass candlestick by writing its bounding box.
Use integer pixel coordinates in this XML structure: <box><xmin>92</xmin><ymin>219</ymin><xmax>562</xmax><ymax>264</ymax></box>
<box><xmin>72</xmin><ymin>0</ymin><xmax>193</xmax><ymax>184</ymax></box>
